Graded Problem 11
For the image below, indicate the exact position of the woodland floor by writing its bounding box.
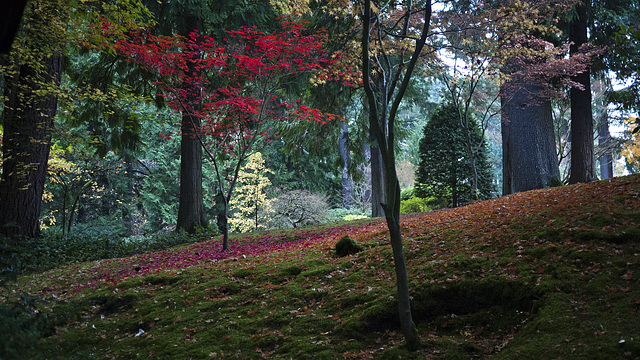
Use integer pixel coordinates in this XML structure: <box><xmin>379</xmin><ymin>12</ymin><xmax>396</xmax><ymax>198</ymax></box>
<box><xmin>2</xmin><ymin>175</ymin><xmax>640</xmax><ymax>359</ymax></box>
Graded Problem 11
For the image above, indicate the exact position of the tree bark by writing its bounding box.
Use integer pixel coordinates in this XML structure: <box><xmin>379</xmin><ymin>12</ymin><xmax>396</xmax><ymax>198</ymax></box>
<box><xmin>369</xmin><ymin>124</ymin><xmax>386</xmax><ymax>217</ymax></box>
<box><xmin>361</xmin><ymin>0</ymin><xmax>430</xmax><ymax>350</ymax></box>
<box><xmin>176</xmin><ymin>14</ymin><xmax>207</xmax><ymax>234</ymax></box>
<box><xmin>501</xmin><ymin>78</ymin><xmax>560</xmax><ymax>195</ymax></box>
<box><xmin>569</xmin><ymin>0</ymin><xmax>595</xmax><ymax>184</ymax></box>
<box><xmin>176</xmin><ymin>111</ymin><xmax>207</xmax><ymax>233</ymax></box>
<box><xmin>0</xmin><ymin>53</ymin><xmax>63</xmax><ymax>238</ymax></box>
<box><xmin>597</xmin><ymin>108</ymin><xmax>613</xmax><ymax>179</ymax></box>
<box><xmin>339</xmin><ymin>121</ymin><xmax>354</xmax><ymax>208</ymax></box>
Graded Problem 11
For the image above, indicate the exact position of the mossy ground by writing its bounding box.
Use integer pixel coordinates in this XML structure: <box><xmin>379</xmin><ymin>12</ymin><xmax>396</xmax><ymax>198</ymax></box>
<box><xmin>2</xmin><ymin>175</ymin><xmax>640</xmax><ymax>359</ymax></box>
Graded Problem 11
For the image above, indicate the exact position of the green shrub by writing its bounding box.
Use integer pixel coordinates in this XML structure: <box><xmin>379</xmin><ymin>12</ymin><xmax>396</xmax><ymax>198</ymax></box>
<box><xmin>327</xmin><ymin>208</ymin><xmax>369</xmax><ymax>223</ymax></box>
<box><xmin>0</xmin><ymin>292</ymin><xmax>58</xmax><ymax>360</ymax></box>
<box><xmin>400</xmin><ymin>187</ymin><xmax>416</xmax><ymax>201</ymax></box>
<box><xmin>400</xmin><ymin>196</ymin><xmax>432</xmax><ymax>214</ymax></box>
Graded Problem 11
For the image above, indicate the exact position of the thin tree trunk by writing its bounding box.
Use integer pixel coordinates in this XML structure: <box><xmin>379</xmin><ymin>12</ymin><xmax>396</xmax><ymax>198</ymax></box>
<box><xmin>0</xmin><ymin>53</ymin><xmax>62</xmax><ymax>238</ymax></box>
<box><xmin>339</xmin><ymin>121</ymin><xmax>354</xmax><ymax>208</ymax></box>
<box><xmin>370</xmin><ymin>137</ymin><xmax>385</xmax><ymax>217</ymax></box>
<box><xmin>124</xmin><ymin>153</ymin><xmax>134</xmax><ymax>236</ymax></box>
<box><xmin>361</xmin><ymin>0</ymin><xmax>430</xmax><ymax>350</ymax></box>
<box><xmin>597</xmin><ymin>108</ymin><xmax>613</xmax><ymax>179</ymax></box>
<box><xmin>569</xmin><ymin>0</ymin><xmax>595</xmax><ymax>184</ymax></box>
<box><xmin>383</xmin><ymin>156</ymin><xmax>417</xmax><ymax>349</ymax></box>
<box><xmin>466</xmin><ymin>140</ymin><xmax>479</xmax><ymax>200</ymax></box>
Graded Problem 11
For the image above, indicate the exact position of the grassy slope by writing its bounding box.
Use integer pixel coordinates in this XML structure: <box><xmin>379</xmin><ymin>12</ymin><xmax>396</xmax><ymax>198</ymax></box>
<box><xmin>4</xmin><ymin>175</ymin><xmax>640</xmax><ymax>359</ymax></box>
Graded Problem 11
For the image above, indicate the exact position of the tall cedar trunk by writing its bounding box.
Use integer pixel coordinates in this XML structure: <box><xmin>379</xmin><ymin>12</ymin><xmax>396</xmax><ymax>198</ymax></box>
<box><xmin>569</xmin><ymin>0</ymin><xmax>595</xmax><ymax>184</ymax></box>
<box><xmin>501</xmin><ymin>78</ymin><xmax>560</xmax><ymax>195</ymax></box>
<box><xmin>597</xmin><ymin>109</ymin><xmax>613</xmax><ymax>179</ymax></box>
<box><xmin>176</xmin><ymin>14</ymin><xmax>207</xmax><ymax>234</ymax></box>
<box><xmin>339</xmin><ymin>121</ymin><xmax>354</xmax><ymax>208</ymax></box>
<box><xmin>0</xmin><ymin>53</ymin><xmax>62</xmax><ymax>238</ymax></box>
<box><xmin>176</xmin><ymin>112</ymin><xmax>207</xmax><ymax>233</ymax></box>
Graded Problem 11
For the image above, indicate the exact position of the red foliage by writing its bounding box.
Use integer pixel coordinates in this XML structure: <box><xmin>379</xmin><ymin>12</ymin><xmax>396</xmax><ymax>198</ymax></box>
<box><xmin>110</xmin><ymin>20</ymin><xmax>340</xmax><ymax>150</ymax></box>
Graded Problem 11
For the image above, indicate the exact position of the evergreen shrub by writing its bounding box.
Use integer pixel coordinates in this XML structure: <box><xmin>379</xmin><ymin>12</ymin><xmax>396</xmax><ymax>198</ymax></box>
<box><xmin>415</xmin><ymin>103</ymin><xmax>494</xmax><ymax>207</ymax></box>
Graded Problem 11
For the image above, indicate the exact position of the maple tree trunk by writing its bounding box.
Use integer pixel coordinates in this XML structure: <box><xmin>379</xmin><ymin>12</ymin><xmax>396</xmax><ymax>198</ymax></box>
<box><xmin>501</xmin><ymin>78</ymin><xmax>560</xmax><ymax>195</ymax></box>
<box><xmin>361</xmin><ymin>0</ymin><xmax>430</xmax><ymax>350</ymax></box>
<box><xmin>383</xmin><ymin>157</ymin><xmax>420</xmax><ymax>349</ymax></box>
<box><xmin>221</xmin><ymin>197</ymin><xmax>229</xmax><ymax>251</ymax></box>
<box><xmin>0</xmin><ymin>53</ymin><xmax>62</xmax><ymax>238</ymax></box>
<box><xmin>569</xmin><ymin>0</ymin><xmax>595</xmax><ymax>184</ymax></box>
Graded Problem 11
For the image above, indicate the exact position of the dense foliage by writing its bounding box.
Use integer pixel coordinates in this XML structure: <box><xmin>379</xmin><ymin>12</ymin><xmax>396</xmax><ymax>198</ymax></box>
<box><xmin>415</xmin><ymin>103</ymin><xmax>494</xmax><ymax>207</ymax></box>
<box><xmin>1</xmin><ymin>0</ymin><xmax>640</xmax><ymax>355</ymax></box>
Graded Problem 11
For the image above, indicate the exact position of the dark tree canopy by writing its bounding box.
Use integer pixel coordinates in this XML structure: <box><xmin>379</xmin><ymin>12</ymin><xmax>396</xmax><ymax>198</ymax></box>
<box><xmin>416</xmin><ymin>103</ymin><xmax>493</xmax><ymax>207</ymax></box>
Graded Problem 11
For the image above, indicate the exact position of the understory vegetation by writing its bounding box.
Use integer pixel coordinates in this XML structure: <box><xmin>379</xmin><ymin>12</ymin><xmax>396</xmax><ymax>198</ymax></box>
<box><xmin>2</xmin><ymin>175</ymin><xmax>640</xmax><ymax>359</ymax></box>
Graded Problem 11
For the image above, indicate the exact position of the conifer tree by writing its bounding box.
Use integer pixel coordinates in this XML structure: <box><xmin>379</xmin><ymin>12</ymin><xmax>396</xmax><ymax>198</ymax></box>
<box><xmin>415</xmin><ymin>103</ymin><xmax>493</xmax><ymax>207</ymax></box>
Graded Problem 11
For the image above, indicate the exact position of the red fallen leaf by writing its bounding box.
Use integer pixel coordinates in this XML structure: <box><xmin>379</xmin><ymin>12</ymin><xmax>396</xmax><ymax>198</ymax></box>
<box><xmin>620</xmin><ymin>287</ymin><xmax>631</xmax><ymax>293</ymax></box>
<box><xmin>621</xmin><ymin>270</ymin><xmax>633</xmax><ymax>281</ymax></box>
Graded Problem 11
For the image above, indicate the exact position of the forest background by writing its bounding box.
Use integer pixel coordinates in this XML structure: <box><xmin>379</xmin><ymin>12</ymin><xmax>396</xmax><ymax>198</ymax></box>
<box><xmin>0</xmin><ymin>0</ymin><xmax>639</xmax><ymax>250</ymax></box>
<box><xmin>1</xmin><ymin>0</ymin><xmax>640</xmax><ymax>353</ymax></box>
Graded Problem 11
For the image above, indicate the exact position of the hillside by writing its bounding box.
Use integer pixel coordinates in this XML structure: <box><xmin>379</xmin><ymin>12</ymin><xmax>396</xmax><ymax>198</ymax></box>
<box><xmin>2</xmin><ymin>175</ymin><xmax>640</xmax><ymax>359</ymax></box>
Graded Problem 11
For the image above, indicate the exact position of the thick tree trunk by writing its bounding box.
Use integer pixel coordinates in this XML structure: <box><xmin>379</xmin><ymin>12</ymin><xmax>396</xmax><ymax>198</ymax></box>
<box><xmin>501</xmin><ymin>79</ymin><xmax>560</xmax><ymax>195</ymax></box>
<box><xmin>569</xmin><ymin>0</ymin><xmax>595</xmax><ymax>184</ymax></box>
<box><xmin>176</xmin><ymin>113</ymin><xmax>207</xmax><ymax>233</ymax></box>
<box><xmin>176</xmin><ymin>14</ymin><xmax>207</xmax><ymax>234</ymax></box>
<box><xmin>339</xmin><ymin>121</ymin><xmax>354</xmax><ymax>208</ymax></box>
<box><xmin>0</xmin><ymin>53</ymin><xmax>62</xmax><ymax>238</ymax></box>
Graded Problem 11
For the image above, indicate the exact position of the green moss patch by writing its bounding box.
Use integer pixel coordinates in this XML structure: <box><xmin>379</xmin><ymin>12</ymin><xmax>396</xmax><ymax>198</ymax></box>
<box><xmin>4</xmin><ymin>175</ymin><xmax>640</xmax><ymax>359</ymax></box>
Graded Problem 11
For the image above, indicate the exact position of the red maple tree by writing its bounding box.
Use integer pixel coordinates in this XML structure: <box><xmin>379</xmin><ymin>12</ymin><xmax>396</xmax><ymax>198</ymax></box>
<box><xmin>107</xmin><ymin>19</ymin><xmax>341</xmax><ymax>249</ymax></box>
